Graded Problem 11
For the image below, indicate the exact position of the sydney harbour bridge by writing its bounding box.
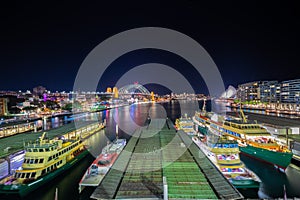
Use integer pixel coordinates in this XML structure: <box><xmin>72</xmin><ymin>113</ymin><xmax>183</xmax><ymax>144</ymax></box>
<box><xmin>105</xmin><ymin>83</ymin><xmax>155</xmax><ymax>101</ymax></box>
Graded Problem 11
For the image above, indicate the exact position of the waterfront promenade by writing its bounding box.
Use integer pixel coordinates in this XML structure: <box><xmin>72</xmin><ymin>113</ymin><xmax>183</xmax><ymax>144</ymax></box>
<box><xmin>91</xmin><ymin>118</ymin><xmax>243</xmax><ymax>199</ymax></box>
<box><xmin>227</xmin><ymin>111</ymin><xmax>300</xmax><ymax>127</ymax></box>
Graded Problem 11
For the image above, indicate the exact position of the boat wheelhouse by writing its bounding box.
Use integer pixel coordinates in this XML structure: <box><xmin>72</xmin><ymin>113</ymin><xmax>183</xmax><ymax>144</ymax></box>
<box><xmin>175</xmin><ymin>116</ymin><xmax>196</xmax><ymax>135</ymax></box>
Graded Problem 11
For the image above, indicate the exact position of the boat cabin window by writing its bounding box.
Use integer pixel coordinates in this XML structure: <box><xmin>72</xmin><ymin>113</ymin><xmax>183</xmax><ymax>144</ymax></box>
<box><xmin>39</xmin><ymin>148</ymin><xmax>44</xmax><ymax>152</ymax></box>
<box><xmin>33</xmin><ymin>148</ymin><xmax>38</xmax><ymax>152</ymax></box>
<box><xmin>39</xmin><ymin>158</ymin><xmax>44</xmax><ymax>163</ymax></box>
<box><xmin>31</xmin><ymin>172</ymin><xmax>36</xmax><ymax>178</ymax></box>
<box><xmin>217</xmin><ymin>154</ymin><xmax>239</xmax><ymax>160</ymax></box>
<box><xmin>14</xmin><ymin>173</ymin><xmax>19</xmax><ymax>178</ymax></box>
<box><xmin>26</xmin><ymin>173</ymin><xmax>30</xmax><ymax>178</ymax></box>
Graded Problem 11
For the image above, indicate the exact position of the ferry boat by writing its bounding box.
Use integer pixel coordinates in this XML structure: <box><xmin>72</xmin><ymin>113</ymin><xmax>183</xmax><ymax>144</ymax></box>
<box><xmin>78</xmin><ymin>138</ymin><xmax>126</xmax><ymax>193</ymax></box>
<box><xmin>192</xmin><ymin>131</ymin><xmax>261</xmax><ymax>189</ymax></box>
<box><xmin>193</xmin><ymin>102</ymin><xmax>293</xmax><ymax>172</ymax></box>
<box><xmin>0</xmin><ymin>132</ymin><xmax>88</xmax><ymax>198</ymax></box>
<box><xmin>175</xmin><ymin>115</ymin><xmax>196</xmax><ymax>135</ymax></box>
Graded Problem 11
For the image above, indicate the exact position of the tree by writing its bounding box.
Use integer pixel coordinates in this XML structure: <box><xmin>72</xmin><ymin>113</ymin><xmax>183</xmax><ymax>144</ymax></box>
<box><xmin>62</xmin><ymin>101</ymin><xmax>82</xmax><ymax>112</ymax></box>
<box><xmin>23</xmin><ymin>106</ymin><xmax>37</xmax><ymax>112</ymax></box>
<box><xmin>62</xmin><ymin>103</ymin><xmax>72</xmax><ymax>111</ymax></box>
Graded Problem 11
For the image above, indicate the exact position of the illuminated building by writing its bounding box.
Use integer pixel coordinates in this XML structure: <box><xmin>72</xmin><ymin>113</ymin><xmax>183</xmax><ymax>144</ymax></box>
<box><xmin>0</xmin><ymin>98</ymin><xmax>8</xmax><ymax>116</ymax></box>
<box><xmin>259</xmin><ymin>81</ymin><xmax>280</xmax><ymax>103</ymax></box>
<box><xmin>237</xmin><ymin>81</ymin><xmax>261</xmax><ymax>102</ymax></box>
<box><xmin>281</xmin><ymin>79</ymin><xmax>300</xmax><ymax>103</ymax></box>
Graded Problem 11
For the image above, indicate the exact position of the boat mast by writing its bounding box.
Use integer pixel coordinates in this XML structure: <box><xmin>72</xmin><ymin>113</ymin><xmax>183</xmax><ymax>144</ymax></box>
<box><xmin>202</xmin><ymin>99</ymin><xmax>206</xmax><ymax>113</ymax></box>
<box><xmin>40</xmin><ymin>132</ymin><xmax>47</xmax><ymax>145</ymax></box>
<box><xmin>239</xmin><ymin>99</ymin><xmax>247</xmax><ymax>123</ymax></box>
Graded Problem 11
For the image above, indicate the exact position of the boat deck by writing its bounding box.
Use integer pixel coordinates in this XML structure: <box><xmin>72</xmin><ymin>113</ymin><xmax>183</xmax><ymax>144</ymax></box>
<box><xmin>91</xmin><ymin>119</ymin><xmax>243</xmax><ymax>199</ymax></box>
<box><xmin>80</xmin><ymin>167</ymin><xmax>109</xmax><ymax>186</ymax></box>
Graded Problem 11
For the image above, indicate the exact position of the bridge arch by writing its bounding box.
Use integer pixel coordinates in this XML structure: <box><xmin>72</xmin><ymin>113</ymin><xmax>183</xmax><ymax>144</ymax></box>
<box><xmin>118</xmin><ymin>83</ymin><xmax>150</xmax><ymax>95</ymax></box>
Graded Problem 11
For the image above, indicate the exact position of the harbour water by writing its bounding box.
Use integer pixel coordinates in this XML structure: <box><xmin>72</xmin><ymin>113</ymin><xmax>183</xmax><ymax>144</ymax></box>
<box><xmin>9</xmin><ymin>101</ymin><xmax>300</xmax><ymax>199</ymax></box>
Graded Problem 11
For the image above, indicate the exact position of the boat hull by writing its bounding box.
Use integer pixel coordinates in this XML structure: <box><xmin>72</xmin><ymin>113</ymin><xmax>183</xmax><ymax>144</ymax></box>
<box><xmin>0</xmin><ymin>149</ymin><xmax>89</xmax><ymax>198</ymax></box>
<box><xmin>239</xmin><ymin>145</ymin><xmax>293</xmax><ymax>172</ymax></box>
<box><xmin>230</xmin><ymin>179</ymin><xmax>260</xmax><ymax>189</ymax></box>
<box><xmin>79</xmin><ymin>139</ymin><xmax>126</xmax><ymax>193</ymax></box>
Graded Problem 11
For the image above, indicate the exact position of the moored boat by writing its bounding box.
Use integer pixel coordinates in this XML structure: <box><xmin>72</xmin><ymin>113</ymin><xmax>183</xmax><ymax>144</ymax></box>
<box><xmin>0</xmin><ymin>132</ymin><xmax>88</xmax><ymax>198</ymax></box>
<box><xmin>78</xmin><ymin>138</ymin><xmax>126</xmax><ymax>193</ymax></box>
<box><xmin>193</xmin><ymin>102</ymin><xmax>293</xmax><ymax>172</ymax></box>
<box><xmin>192</xmin><ymin>131</ymin><xmax>261</xmax><ymax>189</ymax></box>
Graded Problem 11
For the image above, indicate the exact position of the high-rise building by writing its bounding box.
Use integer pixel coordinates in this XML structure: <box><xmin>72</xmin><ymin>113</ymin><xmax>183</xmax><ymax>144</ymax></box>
<box><xmin>280</xmin><ymin>79</ymin><xmax>300</xmax><ymax>103</ymax></box>
<box><xmin>0</xmin><ymin>98</ymin><xmax>8</xmax><ymax>116</ymax></box>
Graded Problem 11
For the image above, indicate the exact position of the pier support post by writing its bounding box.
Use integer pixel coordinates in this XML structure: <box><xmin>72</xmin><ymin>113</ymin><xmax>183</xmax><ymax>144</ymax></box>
<box><xmin>286</xmin><ymin>127</ymin><xmax>289</xmax><ymax>147</ymax></box>
<box><xmin>5</xmin><ymin>156</ymin><xmax>11</xmax><ymax>175</ymax></box>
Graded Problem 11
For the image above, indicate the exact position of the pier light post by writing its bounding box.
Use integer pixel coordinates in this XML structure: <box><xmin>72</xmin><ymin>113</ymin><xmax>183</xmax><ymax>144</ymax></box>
<box><xmin>163</xmin><ymin>176</ymin><xmax>168</xmax><ymax>200</ymax></box>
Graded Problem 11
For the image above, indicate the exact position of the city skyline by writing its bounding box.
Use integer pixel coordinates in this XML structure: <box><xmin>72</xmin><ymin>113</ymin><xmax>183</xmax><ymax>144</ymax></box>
<box><xmin>1</xmin><ymin>1</ymin><xmax>299</xmax><ymax>94</ymax></box>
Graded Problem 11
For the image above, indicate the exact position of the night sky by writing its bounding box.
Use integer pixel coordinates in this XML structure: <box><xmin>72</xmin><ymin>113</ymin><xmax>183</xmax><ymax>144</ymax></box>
<box><xmin>0</xmin><ymin>1</ymin><xmax>299</xmax><ymax>94</ymax></box>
